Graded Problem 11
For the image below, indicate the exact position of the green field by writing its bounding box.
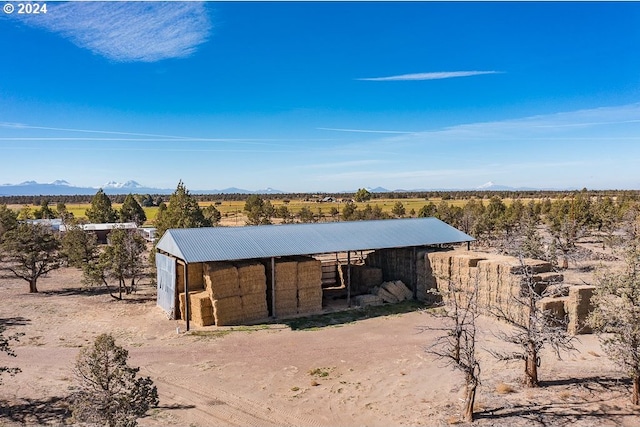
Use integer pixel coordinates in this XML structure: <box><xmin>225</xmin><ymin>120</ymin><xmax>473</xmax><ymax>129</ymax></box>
<box><xmin>9</xmin><ymin>196</ymin><xmax>547</xmax><ymax>226</ymax></box>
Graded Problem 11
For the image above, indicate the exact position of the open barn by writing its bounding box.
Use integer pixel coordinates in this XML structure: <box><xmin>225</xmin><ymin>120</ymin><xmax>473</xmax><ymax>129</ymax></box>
<box><xmin>155</xmin><ymin>217</ymin><xmax>475</xmax><ymax>330</ymax></box>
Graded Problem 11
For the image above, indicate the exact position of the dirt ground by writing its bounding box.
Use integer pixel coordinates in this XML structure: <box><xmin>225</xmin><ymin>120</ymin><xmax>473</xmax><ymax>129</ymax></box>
<box><xmin>1</xmin><ymin>246</ymin><xmax>640</xmax><ymax>426</ymax></box>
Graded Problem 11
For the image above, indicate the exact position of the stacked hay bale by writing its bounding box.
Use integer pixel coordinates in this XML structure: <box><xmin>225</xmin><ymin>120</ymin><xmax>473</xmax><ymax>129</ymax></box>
<box><xmin>296</xmin><ymin>256</ymin><xmax>323</xmax><ymax>315</ymax></box>
<box><xmin>265</xmin><ymin>259</ymin><xmax>299</xmax><ymax>318</ymax></box>
<box><xmin>476</xmin><ymin>258</ymin><xmax>530</xmax><ymax>324</ymax></box>
<box><xmin>567</xmin><ymin>285</ymin><xmax>595</xmax><ymax>335</ymax></box>
<box><xmin>175</xmin><ymin>262</ymin><xmax>205</xmax><ymax>320</ymax></box>
<box><xmin>538</xmin><ymin>296</ymin><xmax>568</xmax><ymax>327</ymax></box>
<box><xmin>416</xmin><ymin>249</ymin><xmax>436</xmax><ymax>301</ymax></box>
<box><xmin>427</xmin><ymin>251</ymin><xmax>453</xmax><ymax>283</ymax></box>
<box><xmin>179</xmin><ymin>291</ymin><xmax>215</xmax><ymax>327</ymax></box>
<box><xmin>236</xmin><ymin>261</ymin><xmax>268</xmax><ymax>324</ymax></box>
<box><xmin>176</xmin><ymin>262</ymin><xmax>205</xmax><ymax>293</ymax></box>
<box><xmin>205</xmin><ymin>262</ymin><xmax>243</xmax><ymax>326</ymax></box>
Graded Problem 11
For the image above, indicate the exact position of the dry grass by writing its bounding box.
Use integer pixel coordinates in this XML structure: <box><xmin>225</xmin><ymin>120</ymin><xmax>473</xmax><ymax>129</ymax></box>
<box><xmin>495</xmin><ymin>382</ymin><xmax>516</xmax><ymax>394</ymax></box>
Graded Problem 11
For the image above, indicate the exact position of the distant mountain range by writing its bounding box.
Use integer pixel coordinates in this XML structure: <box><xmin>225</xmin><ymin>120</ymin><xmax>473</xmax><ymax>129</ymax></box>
<box><xmin>0</xmin><ymin>180</ymin><xmax>287</xmax><ymax>196</ymax></box>
<box><xmin>0</xmin><ymin>179</ymin><xmax>573</xmax><ymax>197</ymax></box>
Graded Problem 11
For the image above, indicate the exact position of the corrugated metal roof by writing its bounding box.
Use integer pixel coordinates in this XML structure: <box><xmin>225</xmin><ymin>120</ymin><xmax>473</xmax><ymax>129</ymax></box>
<box><xmin>156</xmin><ymin>217</ymin><xmax>474</xmax><ymax>263</ymax></box>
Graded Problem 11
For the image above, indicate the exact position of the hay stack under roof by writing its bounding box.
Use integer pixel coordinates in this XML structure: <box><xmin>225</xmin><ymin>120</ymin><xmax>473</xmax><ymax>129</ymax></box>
<box><xmin>242</xmin><ymin>292</ymin><xmax>269</xmax><ymax>323</ymax></box>
<box><xmin>205</xmin><ymin>262</ymin><xmax>240</xmax><ymax>299</ymax></box>
<box><xmin>213</xmin><ymin>296</ymin><xmax>244</xmax><ymax>326</ymax></box>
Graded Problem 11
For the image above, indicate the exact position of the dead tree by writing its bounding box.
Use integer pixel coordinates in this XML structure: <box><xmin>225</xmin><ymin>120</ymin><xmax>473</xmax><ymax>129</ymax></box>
<box><xmin>423</xmin><ymin>279</ymin><xmax>481</xmax><ymax>422</ymax></box>
<box><xmin>488</xmin><ymin>257</ymin><xmax>576</xmax><ymax>387</ymax></box>
<box><xmin>589</xmin><ymin>220</ymin><xmax>640</xmax><ymax>405</ymax></box>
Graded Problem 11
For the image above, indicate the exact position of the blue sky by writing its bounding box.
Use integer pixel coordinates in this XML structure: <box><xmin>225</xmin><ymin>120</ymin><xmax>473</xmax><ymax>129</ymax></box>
<box><xmin>1</xmin><ymin>1</ymin><xmax>640</xmax><ymax>192</ymax></box>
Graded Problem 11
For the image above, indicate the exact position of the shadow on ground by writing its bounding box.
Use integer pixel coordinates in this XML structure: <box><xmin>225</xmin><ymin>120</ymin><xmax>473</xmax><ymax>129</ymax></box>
<box><xmin>0</xmin><ymin>396</ymin><xmax>71</xmax><ymax>425</ymax></box>
<box><xmin>0</xmin><ymin>316</ymin><xmax>30</xmax><ymax>327</ymax></box>
<box><xmin>284</xmin><ymin>299</ymin><xmax>429</xmax><ymax>330</ymax></box>
<box><xmin>476</xmin><ymin>376</ymin><xmax>639</xmax><ymax>426</ymax></box>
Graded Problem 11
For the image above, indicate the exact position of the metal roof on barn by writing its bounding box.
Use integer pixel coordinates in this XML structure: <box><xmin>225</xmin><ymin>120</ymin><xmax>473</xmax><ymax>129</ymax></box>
<box><xmin>156</xmin><ymin>217</ymin><xmax>475</xmax><ymax>264</ymax></box>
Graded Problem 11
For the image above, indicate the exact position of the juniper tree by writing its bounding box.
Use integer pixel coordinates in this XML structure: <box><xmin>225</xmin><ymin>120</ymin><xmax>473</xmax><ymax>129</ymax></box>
<box><xmin>86</xmin><ymin>189</ymin><xmax>118</xmax><ymax>223</ymax></box>
<box><xmin>155</xmin><ymin>181</ymin><xmax>210</xmax><ymax>239</ymax></box>
<box><xmin>0</xmin><ymin>324</ymin><xmax>23</xmax><ymax>384</ymax></box>
<box><xmin>71</xmin><ymin>333</ymin><xmax>158</xmax><ymax>427</ymax></box>
<box><xmin>243</xmin><ymin>195</ymin><xmax>273</xmax><ymax>225</ymax></box>
<box><xmin>119</xmin><ymin>194</ymin><xmax>147</xmax><ymax>226</ymax></box>
<box><xmin>0</xmin><ymin>204</ymin><xmax>17</xmax><ymax>239</ymax></box>
<box><xmin>84</xmin><ymin>228</ymin><xmax>147</xmax><ymax>300</ymax></box>
<box><xmin>1</xmin><ymin>223</ymin><xmax>62</xmax><ymax>293</ymax></box>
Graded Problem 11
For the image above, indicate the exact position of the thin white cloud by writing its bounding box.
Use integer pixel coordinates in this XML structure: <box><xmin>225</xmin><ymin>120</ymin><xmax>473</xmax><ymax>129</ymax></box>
<box><xmin>302</xmin><ymin>159</ymin><xmax>384</xmax><ymax>170</ymax></box>
<box><xmin>357</xmin><ymin>71</ymin><xmax>502</xmax><ymax>81</ymax></box>
<box><xmin>15</xmin><ymin>2</ymin><xmax>211</xmax><ymax>62</ymax></box>
<box><xmin>317</xmin><ymin>127</ymin><xmax>416</xmax><ymax>134</ymax></box>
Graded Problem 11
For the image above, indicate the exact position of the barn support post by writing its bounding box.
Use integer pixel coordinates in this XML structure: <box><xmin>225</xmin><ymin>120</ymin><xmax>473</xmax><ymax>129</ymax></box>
<box><xmin>412</xmin><ymin>246</ymin><xmax>417</xmax><ymax>300</ymax></box>
<box><xmin>347</xmin><ymin>251</ymin><xmax>351</xmax><ymax>307</ymax></box>
<box><xmin>184</xmin><ymin>262</ymin><xmax>190</xmax><ymax>332</ymax></box>
<box><xmin>271</xmin><ymin>257</ymin><xmax>276</xmax><ymax>319</ymax></box>
<box><xmin>467</xmin><ymin>241</ymin><xmax>470</xmax><ymax>251</ymax></box>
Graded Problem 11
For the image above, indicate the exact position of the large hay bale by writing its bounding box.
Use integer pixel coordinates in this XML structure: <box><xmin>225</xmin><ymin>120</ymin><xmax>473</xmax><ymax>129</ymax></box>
<box><xmin>213</xmin><ymin>296</ymin><xmax>244</xmax><ymax>326</ymax></box>
<box><xmin>176</xmin><ymin>262</ymin><xmax>205</xmax><ymax>293</ymax></box>
<box><xmin>372</xmin><ymin>285</ymin><xmax>399</xmax><ymax>303</ymax></box>
<box><xmin>178</xmin><ymin>291</ymin><xmax>215</xmax><ymax>326</ymax></box>
<box><xmin>272</xmin><ymin>286</ymin><xmax>298</xmax><ymax>318</ymax></box>
<box><xmin>381</xmin><ymin>280</ymin><xmax>410</xmax><ymax>302</ymax></box>
<box><xmin>241</xmin><ymin>292</ymin><xmax>269</xmax><ymax>323</ymax></box>
<box><xmin>296</xmin><ymin>257</ymin><xmax>322</xmax><ymax>289</ymax></box>
<box><xmin>567</xmin><ymin>285</ymin><xmax>595</xmax><ymax>335</ymax></box>
<box><xmin>191</xmin><ymin>295</ymin><xmax>215</xmax><ymax>327</ymax></box>
<box><xmin>205</xmin><ymin>262</ymin><xmax>240</xmax><ymax>299</ymax></box>
<box><xmin>297</xmin><ymin>286</ymin><xmax>323</xmax><ymax>315</ymax></box>
<box><xmin>235</xmin><ymin>262</ymin><xmax>267</xmax><ymax>295</ymax></box>
<box><xmin>265</xmin><ymin>259</ymin><xmax>298</xmax><ymax>291</ymax></box>
<box><xmin>538</xmin><ymin>296</ymin><xmax>568</xmax><ymax>326</ymax></box>
<box><xmin>503</xmin><ymin>259</ymin><xmax>553</xmax><ymax>275</ymax></box>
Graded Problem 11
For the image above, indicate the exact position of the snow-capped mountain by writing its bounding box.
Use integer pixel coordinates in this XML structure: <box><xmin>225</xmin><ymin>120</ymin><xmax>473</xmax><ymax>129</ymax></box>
<box><xmin>102</xmin><ymin>180</ymin><xmax>143</xmax><ymax>189</ymax></box>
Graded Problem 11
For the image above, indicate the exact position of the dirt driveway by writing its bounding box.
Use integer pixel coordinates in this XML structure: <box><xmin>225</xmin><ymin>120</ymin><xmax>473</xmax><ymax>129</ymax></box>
<box><xmin>1</xmin><ymin>265</ymin><xmax>639</xmax><ymax>426</ymax></box>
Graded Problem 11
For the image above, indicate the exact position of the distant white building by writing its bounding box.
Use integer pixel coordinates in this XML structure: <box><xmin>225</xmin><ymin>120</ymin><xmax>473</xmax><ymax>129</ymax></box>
<box><xmin>138</xmin><ymin>227</ymin><xmax>157</xmax><ymax>242</ymax></box>
<box><xmin>59</xmin><ymin>222</ymin><xmax>137</xmax><ymax>243</ymax></box>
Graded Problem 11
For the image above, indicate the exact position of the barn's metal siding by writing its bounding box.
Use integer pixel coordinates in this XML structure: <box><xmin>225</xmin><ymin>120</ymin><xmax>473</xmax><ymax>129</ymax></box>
<box><xmin>155</xmin><ymin>253</ymin><xmax>176</xmax><ymax>317</ymax></box>
<box><xmin>156</xmin><ymin>217</ymin><xmax>474</xmax><ymax>264</ymax></box>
